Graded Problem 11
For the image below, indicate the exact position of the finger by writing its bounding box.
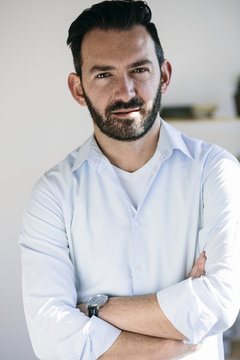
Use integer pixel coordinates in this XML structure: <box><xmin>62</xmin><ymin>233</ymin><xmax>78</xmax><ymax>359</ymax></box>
<box><xmin>188</xmin><ymin>252</ymin><xmax>207</xmax><ymax>278</ymax></box>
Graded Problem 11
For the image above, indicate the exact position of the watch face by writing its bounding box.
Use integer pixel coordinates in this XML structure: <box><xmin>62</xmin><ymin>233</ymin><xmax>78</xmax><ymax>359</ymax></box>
<box><xmin>87</xmin><ymin>294</ymin><xmax>108</xmax><ymax>307</ymax></box>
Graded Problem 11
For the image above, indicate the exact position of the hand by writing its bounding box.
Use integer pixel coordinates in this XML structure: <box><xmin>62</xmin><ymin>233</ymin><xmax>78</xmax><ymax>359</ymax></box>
<box><xmin>98</xmin><ymin>331</ymin><xmax>201</xmax><ymax>360</ymax></box>
<box><xmin>188</xmin><ymin>251</ymin><xmax>207</xmax><ymax>279</ymax></box>
<box><xmin>76</xmin><ymin>302</ymin><xmax>87</xmax><ymax>315</ymax></box>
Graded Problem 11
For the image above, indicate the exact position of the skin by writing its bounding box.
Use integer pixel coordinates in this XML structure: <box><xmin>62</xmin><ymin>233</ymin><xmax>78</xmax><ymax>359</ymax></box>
<box><xmin>99</xmin><ymin>333</ymin><xmax>199</xmax><ymax>360</ymax></box>
<box><xmin>79</xmin><ymin>253</ymin><xmax>206</xmax><ymax>359</ymax></box>
<box><xmin>68</xmin><ymin>26</ymin><xmax>206</xmax><ymax>359</ymax></box>
<box><xmin>68</xmin><ymin>25</ymin><xmax>172</xmax><ymax>172</ymax></box>
<box><xmin>78</xmin><ymin>252</ymin><xmax>206</xmax><ymax>359</ymax></box>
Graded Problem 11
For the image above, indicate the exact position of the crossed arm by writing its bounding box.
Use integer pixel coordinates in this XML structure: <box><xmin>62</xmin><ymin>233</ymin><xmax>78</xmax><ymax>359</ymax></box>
<box><xmin>20</xmin><ymin>150</ymin><xmax>240</xmax><ymax>359</ymax></box>
<box><xmin>77</xmin><ymin>252</ymin><xmax>206</xmax><ymax>359</ymax></box>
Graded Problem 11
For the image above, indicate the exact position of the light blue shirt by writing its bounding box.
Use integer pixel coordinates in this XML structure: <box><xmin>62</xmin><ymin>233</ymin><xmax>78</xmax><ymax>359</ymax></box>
<box><xmin>19</xmin><ymin>119</ymin><xmax>240</xmax><ymax>359</ymax></box>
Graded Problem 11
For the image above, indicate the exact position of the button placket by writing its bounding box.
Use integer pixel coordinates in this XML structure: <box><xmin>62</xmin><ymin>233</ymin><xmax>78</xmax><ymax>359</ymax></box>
<box><xmin>134</xmin><ymin>219</ymin><xmax>139</xmax><ymax>227</ymax></box>
<box><xmin>131</xmin><ymin>215</ymin><xmax>145</xmax><ymax>293</ymax></box>
<box><xmin>136</xmin><ymin>266</ymin><xmax>143</xmax><ymax>275</ymax></box>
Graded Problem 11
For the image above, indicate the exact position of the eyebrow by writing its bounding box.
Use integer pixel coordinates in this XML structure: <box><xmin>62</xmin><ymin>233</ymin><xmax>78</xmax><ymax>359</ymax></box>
<box><xmin>89</xmin><ymin>65</ymin><xmax>115</xmax><ymax>74</ymax></box>
<box><xmin>89</xmin><ymin>59</ymin><xmax>153</xmax><ymax>74</ymax></box>
<box><xmin>129</xmin><ymin>59</ymin><xmax>153</xmax><ymax>69</ymax></box>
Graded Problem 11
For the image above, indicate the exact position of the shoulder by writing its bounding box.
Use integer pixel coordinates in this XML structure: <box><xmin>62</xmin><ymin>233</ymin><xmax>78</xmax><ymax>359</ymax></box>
<box><xmin>162</xmin><ymin>119</ymin><xmax>239</xmax><ymax>166</ymax></box>
<box><xmin>36</xmin><ymin>147</ymin><xmax>80</xmax><ymax>192</ymax></box>
<box><xmin>28</xmin><ymin>137</ymin><xmax>90</xmax><ymax>208</ymax></box>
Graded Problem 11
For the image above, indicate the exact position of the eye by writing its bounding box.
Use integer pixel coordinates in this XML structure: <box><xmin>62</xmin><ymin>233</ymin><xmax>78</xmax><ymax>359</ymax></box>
<box><xmin>96</xmin><ymin>72</ymin><xmax>111</xmax><ymax>79</ymax></box>
<box><xmin>132</xmin><ymin>67</ymin><xmax>149</xmax><ymax>74</ymax></box>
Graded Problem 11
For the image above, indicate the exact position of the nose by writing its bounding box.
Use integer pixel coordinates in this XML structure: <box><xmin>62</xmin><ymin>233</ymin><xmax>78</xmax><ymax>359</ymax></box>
<box><xmin>114</xmin><ymin>74</ymin><xmax>136</xmax><ymax>102</ymax></box>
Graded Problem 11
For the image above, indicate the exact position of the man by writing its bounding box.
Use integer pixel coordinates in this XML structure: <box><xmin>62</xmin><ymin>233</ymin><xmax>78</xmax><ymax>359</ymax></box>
<box><xmin>19</xmin><ymin>1</ymin><xmax>240</xmax><ymax>359</ymax></box>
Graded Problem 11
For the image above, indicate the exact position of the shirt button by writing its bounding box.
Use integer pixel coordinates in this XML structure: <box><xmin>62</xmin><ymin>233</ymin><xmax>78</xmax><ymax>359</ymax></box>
<box><xmin>134</xmin><ymin>219</ymin><xmax>139</xmax><ymax>227</ymax></box>
<box><xmin>136</xmin><ymin>266</ymin><xmax>142</xmax><ymax>275</ymax></box>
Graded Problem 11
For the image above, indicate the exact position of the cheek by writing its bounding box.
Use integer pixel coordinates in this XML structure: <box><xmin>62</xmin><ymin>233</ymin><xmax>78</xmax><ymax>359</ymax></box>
<box><xmin>138</xmin><ymin>83</ymin><xmax>159</xmax><ymax>107</ymax></box>
<box><xmin>137</xmin><ymin>72</ymin><xmax>160</xmax><ymax>98</ymax></box>
<box><xmin>95</xmin><ymin>99</ymin><xmax>109</xmax><ymax>116</ymax></box>
<box><xmin>86</xmin><ymin>86</ymin><xmax>111</xmax><ymax>114</ymax></box>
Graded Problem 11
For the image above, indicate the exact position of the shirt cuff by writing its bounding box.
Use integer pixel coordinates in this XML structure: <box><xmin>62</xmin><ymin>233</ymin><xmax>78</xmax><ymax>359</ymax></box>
<box><xmin>157</xmin><ymin>278</ymin><xmax>218</xmax><ymax>344</ymax></box>
<box><xmin>89</xmin><ymin>316</ymin><xmax>122</xmax><ymax>358</ymax></box>
<box><xmin>57</xmin><ymin>315</ymin><xmax>121</xmax><ymax>360</ymax></box>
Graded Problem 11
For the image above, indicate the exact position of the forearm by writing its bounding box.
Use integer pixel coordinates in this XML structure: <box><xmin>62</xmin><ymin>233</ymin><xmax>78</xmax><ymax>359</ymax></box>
<box><xmin>98</xmin><ymin>294</ymin><xmax>187</xmax><ymax>341</ymax></box>
<box><xmin>77</xmin><ymin>253</ymin><xmax>206</xmax><ymax>343</ymax></box>
<box><xmin>99</xmin><ymin>331</ymin><xmax>197</xmax><ymax>360</ymax></box>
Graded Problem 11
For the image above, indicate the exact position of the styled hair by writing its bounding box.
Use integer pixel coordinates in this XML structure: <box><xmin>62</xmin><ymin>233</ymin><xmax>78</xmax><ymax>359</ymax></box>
<box><xmin>66</xmin><ymin>0</ymin><xmax>165</xmax><ymax>77</ymax></box>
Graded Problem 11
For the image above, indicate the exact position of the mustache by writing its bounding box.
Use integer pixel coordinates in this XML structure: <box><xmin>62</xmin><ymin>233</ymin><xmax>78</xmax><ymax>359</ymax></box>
<box><xmin>106</xmin><ymin>97</ymin><xmax>144</xmax><ymax>115</ymax></box>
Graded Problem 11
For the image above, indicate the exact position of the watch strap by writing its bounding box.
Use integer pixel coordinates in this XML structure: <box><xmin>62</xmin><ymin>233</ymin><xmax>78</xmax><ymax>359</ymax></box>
<box><xmin>88</xmin><ymin>306</ymin><xmax>98</xmax><ymax>318</ymax></box>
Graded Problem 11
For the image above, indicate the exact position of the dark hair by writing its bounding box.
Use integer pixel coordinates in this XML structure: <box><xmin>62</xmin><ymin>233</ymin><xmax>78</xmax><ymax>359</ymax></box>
<box><xmin>66</xmin><ymin>0</ymin><xmax>165</xmax><ymax>78</ymax></box>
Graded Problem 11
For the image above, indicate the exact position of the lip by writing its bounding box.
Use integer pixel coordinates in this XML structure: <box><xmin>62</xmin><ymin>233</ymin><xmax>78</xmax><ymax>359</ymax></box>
<box><xmin>111</xmin><ymin>108</ymin><xmax>140</xmax><ymax>117</ymax></box>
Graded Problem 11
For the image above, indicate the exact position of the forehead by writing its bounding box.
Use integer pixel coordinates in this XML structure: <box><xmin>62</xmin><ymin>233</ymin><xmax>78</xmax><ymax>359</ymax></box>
<box><xmin>81</xmin><ymin>25</ymin><xmax>158</xmax><ymax>70</ymax></box>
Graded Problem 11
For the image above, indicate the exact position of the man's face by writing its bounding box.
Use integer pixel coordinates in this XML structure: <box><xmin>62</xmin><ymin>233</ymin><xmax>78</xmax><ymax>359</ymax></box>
<box><xmin>80</xmin><ymin>25</ymin><xmax>162</xmax><ymax>141</ymax></box>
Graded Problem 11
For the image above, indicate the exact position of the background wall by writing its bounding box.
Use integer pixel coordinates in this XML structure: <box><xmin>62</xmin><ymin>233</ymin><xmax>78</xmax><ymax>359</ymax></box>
<box><xmin>1</xmin><ymin>1</ymin><xmax>240</xmax><ymax>359</ymax></box>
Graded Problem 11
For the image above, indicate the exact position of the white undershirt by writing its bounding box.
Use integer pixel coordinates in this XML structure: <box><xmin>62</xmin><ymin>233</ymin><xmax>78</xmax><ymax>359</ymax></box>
<box><xmin>112</xmin><ymin>150</ymin><xmax>160</xmax><ymax>209</ymax></box>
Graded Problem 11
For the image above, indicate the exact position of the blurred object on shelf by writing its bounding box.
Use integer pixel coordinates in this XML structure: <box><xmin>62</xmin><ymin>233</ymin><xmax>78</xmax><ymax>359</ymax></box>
<box><xmin>191</xmin><ymin>104</ymin><xmax>217</xmax><ymax>118</ymax></box>
<box><xmin>161</xmin><ymin>104</ymin><xmax>217</xmax><ymax>119</ymax></box>
<box><xmin>234</xmin><ymin>74</ymin><xmax>240</xmax><ymax>116</ymax></box>
<box><xmin>160</xmin><ymin>106</ymin><xmax>193</xmax><ymax>119</ymax></box>
<box><xmin>225</xmin><ymin>339</ymin><xmax>240</xmax><ymax>359</ymax></box>
<box><xmin>229</xmin><ymin>340</ymin><xmax>240</xmax><ymax>359</ymax></box>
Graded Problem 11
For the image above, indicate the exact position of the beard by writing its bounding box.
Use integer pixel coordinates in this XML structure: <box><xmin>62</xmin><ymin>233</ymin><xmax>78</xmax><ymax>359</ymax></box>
<box><xmin>82</xmin><ymin>83</ymin><xmax>162</xmax><ymax>142</ymax></box>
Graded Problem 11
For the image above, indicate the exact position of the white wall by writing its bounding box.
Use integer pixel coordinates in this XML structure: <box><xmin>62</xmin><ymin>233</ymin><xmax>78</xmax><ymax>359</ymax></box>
<box><xmin>1</xmin><ymin>1</ymin><xmax>240</xmax><ymax>359</ymax></box>
<box><xmin>152</xmin><ymin>0</ymin><xmax>240</xmax><ymax>117</ymax></box>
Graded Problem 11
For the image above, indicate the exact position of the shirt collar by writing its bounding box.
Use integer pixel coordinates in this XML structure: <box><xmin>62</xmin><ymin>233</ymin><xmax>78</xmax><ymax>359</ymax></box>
<box><xmin>159</xmin><ymin>119</ymin><xmax>194</xmax><ymax>160</ymax></box>
<box><xmin>72</xmin><ymin>117</ymin><xmax>194</xmax><ymax>172</ymax></box>
<box><xmin>72</xmin><ymin>135</ymin><xmax>102</xmax><ymax>172</ymax></box>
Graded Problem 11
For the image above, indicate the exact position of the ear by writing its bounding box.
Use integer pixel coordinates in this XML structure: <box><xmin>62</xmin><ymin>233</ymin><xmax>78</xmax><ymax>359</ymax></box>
<box><xmin>68</xmin><ymin>73</ymin><xmax>87</xmax><ymax>106</ymax></box>
<box><xmin>160</xmin><ymin>60</ymin><xmax>172</xmax><ymax>94</ymax></box>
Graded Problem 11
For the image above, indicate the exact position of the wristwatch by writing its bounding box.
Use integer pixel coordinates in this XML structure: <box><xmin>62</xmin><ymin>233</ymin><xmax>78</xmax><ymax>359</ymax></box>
<box><xmin>86</xmin><ymin>294</ymin><xmax>109</xmax><ymax>317</ymax></box>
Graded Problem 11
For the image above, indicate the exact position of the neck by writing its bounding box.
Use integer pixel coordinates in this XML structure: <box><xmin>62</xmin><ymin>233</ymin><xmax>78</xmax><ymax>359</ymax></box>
<box><xmin>94</xmin><ymin>118</ymin><xmax>161</xmax><ymax>172</ymax></box>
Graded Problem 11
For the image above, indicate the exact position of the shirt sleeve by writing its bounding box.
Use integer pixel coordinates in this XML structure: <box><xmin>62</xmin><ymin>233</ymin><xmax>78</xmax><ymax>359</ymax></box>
<box><xmin>19</xmin><ymin>173</ymin><xmax>121</xmax><ymax>360</ymax></box>
<box><xmin>157</xmin><ymin>147</ymin><xmax>240</xmax><ymax>344</ymax></box>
